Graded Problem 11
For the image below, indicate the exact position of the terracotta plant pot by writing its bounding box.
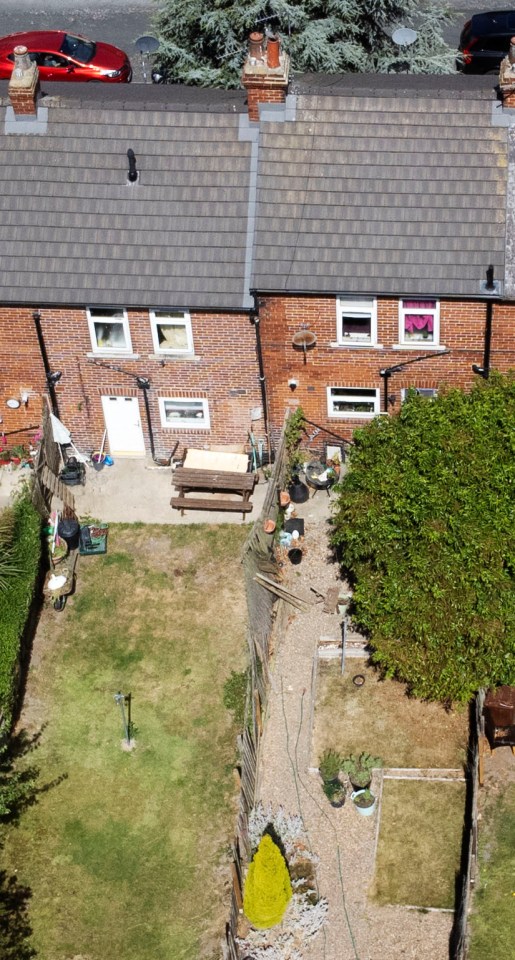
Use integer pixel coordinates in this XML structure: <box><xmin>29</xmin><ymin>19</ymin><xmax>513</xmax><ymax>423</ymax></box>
<box><xmin>279</xmin><ymin>491</ymin><xmax>290</xmax><ymax>508</ymax></box>
<box><xmin>263</xmin><ymin>519</ymin><xmax>276</xmax><ymax>534</ymax></box>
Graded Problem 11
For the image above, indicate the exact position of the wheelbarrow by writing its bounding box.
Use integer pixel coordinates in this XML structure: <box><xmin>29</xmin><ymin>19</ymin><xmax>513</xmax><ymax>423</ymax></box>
<box><xmin>43</xmin><ymin>548</ymin><xmax>79</xmax><ymax>611</ymax></box>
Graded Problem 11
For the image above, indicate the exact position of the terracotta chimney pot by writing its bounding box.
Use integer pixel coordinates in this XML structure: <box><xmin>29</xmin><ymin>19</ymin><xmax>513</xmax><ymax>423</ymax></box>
<box><xmin>248</xmin><ymin>32</ymin><xmax>265</xmax><ymax>63</ymax></box>
<box><xmin>267</xmin><ymin>35</ymin><xmax>280</xmax><ymax>69</ymax></box>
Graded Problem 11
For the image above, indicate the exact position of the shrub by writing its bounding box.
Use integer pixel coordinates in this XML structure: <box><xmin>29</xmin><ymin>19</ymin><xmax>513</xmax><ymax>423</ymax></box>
<box><xmin>0</xmin><ymin>490</ymin><xmax>41</xmax><ymax>726</ymax></box>
<box><xmin>222</xmin><ymin>669</ymin><xmax>248</xmax><ymax>728</ymax></box>
<box><xmin>243</xmin><ymin>834</ymin><xmax>292</xmax><ymax>929</ymax></box>
<box><xmin>318</xmin><ymin>748</ymin><xmax>342</xmax><ymax>782</ymax></box>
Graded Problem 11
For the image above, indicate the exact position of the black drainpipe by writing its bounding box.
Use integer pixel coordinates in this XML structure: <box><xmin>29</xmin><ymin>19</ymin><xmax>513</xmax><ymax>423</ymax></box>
<box><xmin>135</xmin><ymin>377</ymin><xmax>156</xmax><ymax>460</ymax></box>
<box><xmin>250</xmin><ymin>291</ymin><xmax>272</xmax><ymax>459</ymax></box>
<box><xmin>32</xmin><ymin>310</ymin><xmax>60</xmax><ymax>418</ymax></box>
<box><xmin>472</xmin><ymin>265</ymin><xmax>498</xmax><ymax>380</ymax></box>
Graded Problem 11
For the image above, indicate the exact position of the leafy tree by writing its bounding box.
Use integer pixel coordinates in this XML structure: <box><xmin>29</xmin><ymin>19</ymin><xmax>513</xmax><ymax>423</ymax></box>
<box><xmin>243</xmin><ymin>833</ymin><xmax>292</xmax><ymax>928</ymax></box>
<box><xmin>152</xmin><ymin>0</ymin><xmax>457</xmax><ymax>88</ymax></box>
<box><xmin>331</xmin><ymin>374</ymin><xmax>515</xmax><ymax>704</ymax></box>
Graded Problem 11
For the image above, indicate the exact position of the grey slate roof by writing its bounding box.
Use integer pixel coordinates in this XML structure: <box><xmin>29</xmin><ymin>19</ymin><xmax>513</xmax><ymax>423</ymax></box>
<box><xmin>0</xmin><ymin>83</ymin><xmax>250</xmax><ymax>310</ymax></box>
<box><xmin>252</xmin><ymin>84</ymin><xmax>508</xmax><ymax>298</ymax></box>
<box><xmin>0</xmin><ymin>75</ymin><xmax>510</xmax><ymax>307</ymax></box>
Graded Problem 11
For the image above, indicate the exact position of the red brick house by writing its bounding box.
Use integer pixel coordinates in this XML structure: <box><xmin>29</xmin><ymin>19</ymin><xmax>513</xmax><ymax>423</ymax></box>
<box><xmin>1</xmin><ymin>39</ymin><xmax>515</xmax><ymax>460</ymax></box>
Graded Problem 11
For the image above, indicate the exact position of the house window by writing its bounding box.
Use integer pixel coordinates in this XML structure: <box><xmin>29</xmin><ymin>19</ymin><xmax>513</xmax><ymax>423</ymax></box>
<box><xmin>159</xmin><ymin>397</ymin><xmax>210</xmax><ymax>430</ymax></box>
<box><xmin>150</xmin><ymin>310</ymin><xmax>193</xmax><ymax>354</ymax></box>
<box><xmin>327</xmin><ymin>387</ymin><xmax>380</xmax><ymax>418</ymax></box>
<box><xmin>399</xmin><ymin>300</ymin><xmax>439</xmax><ymax>345</ymax></box>
<box><xmin>401</xmin><ymin>387</ymin><xmax>438</xmax><ymax>402</ymax></box>
<box><xmin>337</xmin><ymin>297</ymin><xmax>377</xmax><ymax>345</ymax></box>
<box><xmin>87</xmin><ymin>308</ymin><xmax>131</xmax><ymax>353</ymax></box>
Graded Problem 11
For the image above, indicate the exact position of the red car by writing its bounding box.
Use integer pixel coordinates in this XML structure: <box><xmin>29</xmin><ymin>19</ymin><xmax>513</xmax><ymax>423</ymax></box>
<box><xmin>0</xmin><ymin>31</ymin><xmax>132</xmax><ymax>82</ymax></box>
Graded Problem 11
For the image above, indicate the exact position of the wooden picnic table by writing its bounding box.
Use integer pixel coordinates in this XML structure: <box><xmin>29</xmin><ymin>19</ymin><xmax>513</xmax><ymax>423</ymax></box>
<box><xmin>171</xmin><ymin>467</ymin><xmax>257</xmax><ymax>519</ymax></box>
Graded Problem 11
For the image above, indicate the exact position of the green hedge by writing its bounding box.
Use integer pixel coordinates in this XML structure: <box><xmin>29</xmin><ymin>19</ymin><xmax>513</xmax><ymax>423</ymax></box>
<box><xmin>0</xmin><ymin>489</ymin><xmax>41</xmax><ymax>726</ymax></box>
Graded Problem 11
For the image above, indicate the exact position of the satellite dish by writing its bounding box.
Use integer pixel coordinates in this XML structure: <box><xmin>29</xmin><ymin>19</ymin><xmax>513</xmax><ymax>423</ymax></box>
<box><xmin>292</xmin><ymin>329</ymin><xmax>317</xmax><ymax>363</ymax></box>
<box><xmin>135</xmin><ymin>35</ymin><xmax>160</xmax><ymax>55</ymax></box>
<box><xmin>391</xmin><ymin>27</ymin><xmax>418</xmax><ymax>46</ymax></box>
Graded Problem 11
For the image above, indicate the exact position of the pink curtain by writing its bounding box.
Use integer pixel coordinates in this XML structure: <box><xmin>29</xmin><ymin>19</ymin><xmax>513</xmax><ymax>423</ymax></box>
<box><xmin>403</xmin><ymin>300</ymin><xmax>435</xmax><ymax>334</ymax></box>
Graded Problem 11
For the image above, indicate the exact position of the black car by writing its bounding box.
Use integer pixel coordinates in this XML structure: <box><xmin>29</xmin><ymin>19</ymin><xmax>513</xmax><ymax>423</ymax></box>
<box><xmin>459</xmin><ymin>10</ymin><xmax>515</xmax><ymax>73</ymax></box>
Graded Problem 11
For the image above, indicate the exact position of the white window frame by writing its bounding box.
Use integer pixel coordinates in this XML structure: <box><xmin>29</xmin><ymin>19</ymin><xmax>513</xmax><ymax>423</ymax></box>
<box><xmin>398</xmin><ymin>299</ymin><xmax>440</xmax><ymax>347</ymax></box>
<box><xmin>327</xmin><ymin>386</ymin><xmax>380</xmax><ymax>419</ymax></box>
<box><xmin>336</xmin><ymin>296</ymin><xmax>378</xmax><ymax>346</ymax></box>
<box><xmin>150</xmin><ymin>310</ymin><xmax>194</xmax><ymax>355</ymax></box>
<box><xmin>401</xmin><ymin>387</ymin><xmax>438</xmax><ymax>402</ymax></box>
<box><xmin>158</xmin><ymin>396</ymin><xmax>210</xmax><ymax>430</ymax></box>
<box><xmin>87</xmin><ymin>307</ymin><xmax>132</xmax><ymax>354</ymax></box>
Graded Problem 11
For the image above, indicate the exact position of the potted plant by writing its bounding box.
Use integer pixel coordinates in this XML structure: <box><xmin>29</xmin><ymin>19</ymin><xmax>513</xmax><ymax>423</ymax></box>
<box><xmin>351</xmin><ymin>788</ymin><xmax>377</xmax><ymax>817</ymax></box>
<box><xmin>319</xmin><ymin>749</ymin><xmax>346</xmax><ymax>807</ymax></box>
<box><xmin>341</xmin><ymin>752</ymin><xmax>381</xmax><ymax>791</ymax></box>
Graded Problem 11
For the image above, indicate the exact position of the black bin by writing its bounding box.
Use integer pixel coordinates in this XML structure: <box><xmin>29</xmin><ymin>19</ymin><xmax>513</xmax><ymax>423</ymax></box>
<box><xmin>57</xmin><ymin>517</ymin><xmax>80</xmax><ymax>551</ymax></box>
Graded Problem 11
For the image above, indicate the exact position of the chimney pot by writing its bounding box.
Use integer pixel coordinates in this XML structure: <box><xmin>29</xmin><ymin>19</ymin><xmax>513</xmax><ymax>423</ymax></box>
<box><xmin>267</xmin><ymin>35</ymin><xmax>280</xmax><ymax>69</ymax></box>
<box><xmin>8</xmin><ymin>45</ymin><xmax>39</xmax><ymax>116</ymax></box>
<box><xmin>248</xmin><ymin>32</ymin><xmax>265</xmax><ymax>63</ymax></box>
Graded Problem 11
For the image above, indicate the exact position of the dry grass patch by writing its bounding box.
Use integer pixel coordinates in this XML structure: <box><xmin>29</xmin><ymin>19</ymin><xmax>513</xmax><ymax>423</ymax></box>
<box><xmin>373</xmin><ymin>779</ymin><xmax>466</xmax><ymax>908</ymax></box>
<box><xmin>313</xmin><ymin>660</ymin><xmax>468</xmax><ymax>769</ymax></box>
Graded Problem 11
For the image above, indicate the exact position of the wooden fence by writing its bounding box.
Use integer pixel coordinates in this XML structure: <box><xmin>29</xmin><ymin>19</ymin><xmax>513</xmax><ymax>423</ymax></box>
<box><xmin>223</xmin><ymin>422</ymin><xmax>289</xmax><ymax>959</ymax></box>
<box><xmin>32</xmin><ymin>400</ymin><xmax>76</xmax><ymax>519</ymax></box>
<box><xmin>451</xmin><ymin>692</ymin><xmax>482</xmax><ymax>960</ymax></box>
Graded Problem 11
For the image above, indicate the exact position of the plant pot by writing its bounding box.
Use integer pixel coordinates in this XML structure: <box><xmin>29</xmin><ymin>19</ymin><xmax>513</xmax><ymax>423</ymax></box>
<box><xmin>288</xmin><ymin>476</ymin><xmax>309</xmax><ymax>504</ymax></box>
<box><xmin>350</xmin><ymin>778</ymin><xmax>372</xmax><ymax>793</ymax></box>
<box><xmin>351</xmin><ymin>789</ymin><xmax>377</xmax><ymax>816</ymax></box>
<box><xmin>322</xmin><ymin>778</ymin><xmax>346</xmax><ymax>808</ymax></box>
<box><xmin>279</xmin><ymin>490</ymin><xmax>290</xmax><ymax>508</ymax></box>
<box><xmin>288</xmin><ymin>547</ymin><xmax>303</xmax><ymax>565</ymax></box>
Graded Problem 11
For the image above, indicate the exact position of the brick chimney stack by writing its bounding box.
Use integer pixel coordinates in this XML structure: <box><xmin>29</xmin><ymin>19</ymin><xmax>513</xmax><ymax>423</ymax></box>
<box><xmin>8</xmin><ymin>46</ymin><xmax>40</xmax><ymax>116</ymax></box>
<box><xmin>242</xmin><ymin>33</ymin><xmax>290</xmax><ymax>121</ymax></box>
<box><xmin>499</xmin><ymin>37</ymin><xmax>515</xmax><ymax>107</ymax></box>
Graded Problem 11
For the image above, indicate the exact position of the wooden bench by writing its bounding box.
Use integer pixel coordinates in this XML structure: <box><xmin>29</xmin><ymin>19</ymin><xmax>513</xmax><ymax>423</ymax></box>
<box><xmin>171</xmin><ymin>467</ymin><xmax>257</xmax><ymax>519</ymax></box>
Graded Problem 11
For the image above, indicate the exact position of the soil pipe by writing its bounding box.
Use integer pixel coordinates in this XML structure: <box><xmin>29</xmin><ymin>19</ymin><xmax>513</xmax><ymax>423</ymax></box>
<box><xmin>33</xmin><ymin>310</ymin><xmax>60</xmax><ymax>418</ymax></box>
<box><xmin>250</xmin><ymin>292</ymin><xmax>272</xmax><ymax>460</ymax></box>
<box><xmin>136</xmin><ymin>377</ymin><xmax>156</xmax><ymax>461</ymax></box>
<box><xmin>482</xmin><ymin>299</ymin><xmax>493</xmax><ymax>379</ymax></box>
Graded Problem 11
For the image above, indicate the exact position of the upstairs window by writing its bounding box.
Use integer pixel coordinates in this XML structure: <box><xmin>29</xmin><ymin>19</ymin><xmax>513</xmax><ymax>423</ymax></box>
<box><xmin>399</xmin><ymin>300</ymin><xmax>439</xmax><ymax>345</ymax></box>
<box><xmin>150</xmin><ymin>310</ymin><xmax>193</xmax><ymax>355</ymax></box>
<box><xmin>87</xmin><ymin>308</ymin><xmax>131</xmax><ymax>354</ymax></box>
<box><xmin>327</xmin><ymin>386</ymin><xmax>380</xmax><ymax>418</ymax></box>
<box><xmin>337</xmin><ymin>297</ymin><xmax>377</xmax><ymax>345</ymax></box>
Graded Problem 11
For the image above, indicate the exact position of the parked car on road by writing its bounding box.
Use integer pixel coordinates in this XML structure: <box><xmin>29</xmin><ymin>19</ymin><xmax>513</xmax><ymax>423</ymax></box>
<box><xmin>0</xmin><ymin>31</ymin><xmax>132</xmax><ymax>82</ymax></box>
<box><xmin>458</xmin><ymin>10</ymin><xmax>515</xmax><ymax>73</ymax></box>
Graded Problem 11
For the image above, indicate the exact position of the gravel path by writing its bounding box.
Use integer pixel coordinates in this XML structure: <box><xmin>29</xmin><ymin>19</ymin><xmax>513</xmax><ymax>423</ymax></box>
<box><xmin>257</xmin><ymin>493</ymin><xmax>453</xmax><ymax>960</ymax></box>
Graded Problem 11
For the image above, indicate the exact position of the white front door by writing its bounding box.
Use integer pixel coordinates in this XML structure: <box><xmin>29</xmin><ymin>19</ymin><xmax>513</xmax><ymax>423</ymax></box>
<box><xmin>101</xmin><ymin>396</ymin><xmax>145</xmax><ymax>457</ymax></box>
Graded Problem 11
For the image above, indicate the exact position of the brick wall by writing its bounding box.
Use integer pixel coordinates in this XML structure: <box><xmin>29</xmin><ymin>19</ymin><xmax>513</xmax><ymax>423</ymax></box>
<box><xmin>0</xmin><ymin>306</ymin><xmax>262</xmax><ymax>459</ymax></box>
<box><xmin>0</xmin><ymin>308</ymin><xmax>46</xmax><ymax>445</ymax></box>
<box><xmin>258</xmin><ymin>295</ymin><xmax>515</xmax><ymax>446</ymax></box>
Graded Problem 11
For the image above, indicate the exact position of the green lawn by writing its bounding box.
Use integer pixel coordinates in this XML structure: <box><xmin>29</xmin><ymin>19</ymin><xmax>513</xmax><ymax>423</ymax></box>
<box><xmin>2</xmin><ymin>524</ymin><xmax>248</xmax><ymax>960</ymax></box>
<box><xmin>469</xmin><ymin>783</ymin><xmax>515</xmax><ymax>960</ymax></box>
<box><xmin>373</xmin><ymin>779</ymin><xmax>466</xmax><ymax>909</ymax></box>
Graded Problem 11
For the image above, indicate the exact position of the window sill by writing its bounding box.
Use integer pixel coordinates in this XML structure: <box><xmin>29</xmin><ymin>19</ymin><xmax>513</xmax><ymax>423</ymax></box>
<box><xmin>87</xmin><ymin>351</ymin><xmax>140</xmax><ymax>360</ymax></box>
<box><xmin>148</xmin><ymin>353</ymin><xmax>195</xmax><ymax>361</ymax></box>
<box><xmin>331</xmin><ymin>342</ymin><xmax>384</xmax><ymax>350</ymax></box>
<box><xmin>162</xmin><ymin>423</ymin><xmax>210</xmax><ymax>430</ymax></box>
<box><xmin>328</xmin><ymin>413</ymin><xmax>377</xmax><ymax>420</ymax></box>
<box><xmin>392</xmin><ymin>343</ymin><xmax>446</xmax><ymax>352</ymax></box>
